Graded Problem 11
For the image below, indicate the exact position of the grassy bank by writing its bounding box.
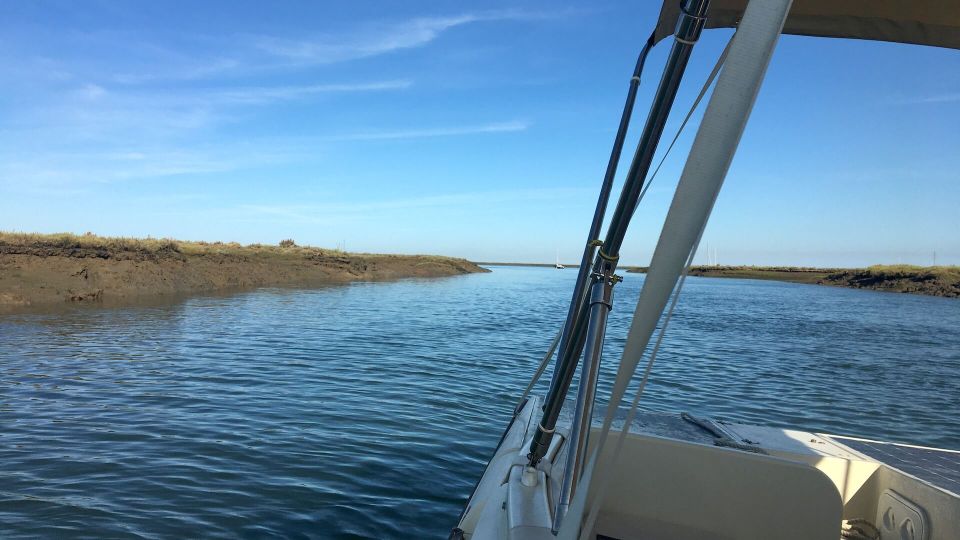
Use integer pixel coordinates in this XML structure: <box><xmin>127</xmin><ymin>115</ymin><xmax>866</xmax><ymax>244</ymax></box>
<box><xmin>821</xmin><ymin>265</ymin><xmax>960</xmax><ymax>297</ymax></box>
<box><xmin>625</xmin><ymin>265</ymin><xmax>960</xmax><ymax>297</ymax></box>
<box><xmin>0</xmin><ymin>232</ymin><xmax>488</xmax><ymax>310</ymax></box>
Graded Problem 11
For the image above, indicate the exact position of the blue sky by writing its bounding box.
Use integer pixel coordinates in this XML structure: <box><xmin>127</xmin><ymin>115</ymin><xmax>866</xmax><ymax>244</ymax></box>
<box><xmin>1</xmin><ymin>1</ymin><xmax>958</xmax><ymax>267</ymax></box>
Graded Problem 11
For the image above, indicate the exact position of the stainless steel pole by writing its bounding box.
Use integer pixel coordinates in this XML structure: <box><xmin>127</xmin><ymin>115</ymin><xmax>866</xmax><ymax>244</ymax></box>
<box><xmin>545</xmin><ymin>33</ymin><xmax>655</xmax><ymax>400</ymax></box>
<box><xmin>552</xmin><ymin>273</ymin><xmax>616</xmax><ymax>532</ymax></box>
<box><xmin>528</xmin><ymin>0</ymin><xmax>710</xmax><ymax>466</ymax></box>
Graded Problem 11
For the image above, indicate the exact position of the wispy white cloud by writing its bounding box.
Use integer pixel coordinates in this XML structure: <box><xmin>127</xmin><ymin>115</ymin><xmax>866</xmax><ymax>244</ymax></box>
<box><xmin>113</xmin><ymin>58</ymin><xmax>242</xmax><ymax>85</ymax></box>
<box><xmin>914</xmin><ymin>93</ymin><xmax>960</xmax><ymax>104</ymax></box>
<box><xmin>77</xmin><ymin>78</ymin><xmax>412</xmax><ymax>108</ymax></box>
<box><xmin>14</xmin><ymin>96</ymin><xmax>220</xmax><ymax>141</ymax></box>
<box><xmin>889</xmin><ymin>92</ymin><xmax>960</xmax><ymax>105</ymax></box>
<box><xmin>74</xmin><ymin>83</ymin><xmax>107</xmax><ymax>100</ymax></box>
<box><xmin>1</xmin><ymin>76</ymin><xmax>414</xmax><ymax>148</ymax></box>
<box><xmin>0</xmin><ymin>9</ymin><xmax>544</xmax><ymax>194</ymax></box>
<box><xmin>0</xmin><ymin>118</ymin><xmax>529</xmax><ymax>188</ymax></box>
<box><xmin>0</xmin><ymin>146</ymin><xmax>299</xmax><ymax>189</ymax></box>
<box><xmin>213</xmin><ymin>79</ymin><xmax>412</xmax><ymax>105</ymax></box>
<box><xmin>326</xmin><ymin>120</ymin><xmax>529</xmax><ymax>141</ymax></box>
<box><xmin>252</xmin><ymin>11</ymin><xmax>533</xmax><ymax>65</ymax></box>
<box><xmin>235</xmin><ymin>187</ymin><xmax>588</xmax><ymax>224</ymax></box>
<box><xmin>102</xmin><ymin>10</ymin><xmax>541</xmax><ymax>84</ymax></box>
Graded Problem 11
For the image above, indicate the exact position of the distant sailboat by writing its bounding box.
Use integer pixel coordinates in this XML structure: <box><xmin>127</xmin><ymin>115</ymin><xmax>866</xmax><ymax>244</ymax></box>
<box><xmin>555</xmin><ymin>249</ymin><xmax>565</xmax><ymax>269</ymax></box>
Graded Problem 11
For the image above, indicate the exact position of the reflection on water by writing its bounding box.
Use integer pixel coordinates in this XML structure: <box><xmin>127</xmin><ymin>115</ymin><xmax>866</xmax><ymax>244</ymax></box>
<box><xmin>1</xmin><ymin>267</ymin><xmax>958</xmax><ymax>538</ymax></box>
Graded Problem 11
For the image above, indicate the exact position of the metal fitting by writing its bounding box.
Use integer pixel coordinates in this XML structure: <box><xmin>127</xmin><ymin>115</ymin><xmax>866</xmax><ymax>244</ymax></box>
<box><xmin>674</xmin><ymin>0</ymin><xmax>710</xmax><ymax>45</ymax></box>
<box><xmin>589</xmin><ymin>275</ymin><xmax>615</xmax><ymax>308</ymax></box>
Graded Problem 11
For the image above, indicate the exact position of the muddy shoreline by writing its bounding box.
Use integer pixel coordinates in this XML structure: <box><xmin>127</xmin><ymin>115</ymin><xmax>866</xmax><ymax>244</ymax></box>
<box><xmin>0</xmin><ymin>237</ymin><xmax>488</xmax><ymax>312</ymax></box>
<box><xmin>625</xmin><ymin>265</ymin><xmax>959</xmax><ymax>298</ymax></box>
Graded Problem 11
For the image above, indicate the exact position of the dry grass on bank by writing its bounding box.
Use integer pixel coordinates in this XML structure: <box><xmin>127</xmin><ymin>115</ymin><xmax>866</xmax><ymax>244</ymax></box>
<box><xmin>0</xmin><ymin>231</ymin><xmax>353</xmax><ymax>258</ymax></box>
<box><xmin>864</xmin><ymin>264</ymin><xmax>960</xmax><ymax>279</ymax></box>
<box><xmin>0</xmin><ymin>231</ymin><xmax>474</xmax><ymax>267</ymax></box>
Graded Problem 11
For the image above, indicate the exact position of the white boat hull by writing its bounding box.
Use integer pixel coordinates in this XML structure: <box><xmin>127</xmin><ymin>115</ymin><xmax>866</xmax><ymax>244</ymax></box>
<box><xmin>454</xmin><ymin>398</ymin><xmax>959</xmax><ymax>540</ymax></box>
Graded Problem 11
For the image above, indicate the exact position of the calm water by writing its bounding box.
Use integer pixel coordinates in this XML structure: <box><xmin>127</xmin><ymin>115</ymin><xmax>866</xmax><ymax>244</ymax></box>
<box><xmin>1</xmin><ymin>266</ymin><xmax>958</xmax><ymax>538</ymax></box>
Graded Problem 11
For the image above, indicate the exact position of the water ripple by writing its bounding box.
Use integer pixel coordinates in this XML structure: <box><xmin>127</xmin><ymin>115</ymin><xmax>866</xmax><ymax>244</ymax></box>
<box><xmin>1</xmin><ymin>267</ymin><xmax>958</xmax><ymax>538</ymax></box>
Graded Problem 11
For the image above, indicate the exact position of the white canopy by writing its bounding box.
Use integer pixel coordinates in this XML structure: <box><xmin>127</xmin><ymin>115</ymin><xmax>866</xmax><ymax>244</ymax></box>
<box><xmin>655</xmin><ymin>0</ymin><xmax>960</xmax><ymax>50</ymax></box>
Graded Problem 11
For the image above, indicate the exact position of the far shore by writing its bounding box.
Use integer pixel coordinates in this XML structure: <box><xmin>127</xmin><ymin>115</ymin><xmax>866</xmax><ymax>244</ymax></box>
<box><xmin>479</xmin><ymin>262</ymin><xmax>959</xmax><ymax>298</ymax></box>
<box><xmin>0</xmin><ymin>232</ymin><xmax>488</xmax><ymax>312</ymax></box>
<box><xmin>625</xmin><ymin>265</ymin><xmax>959</xmax><ymax>297</ymax></box>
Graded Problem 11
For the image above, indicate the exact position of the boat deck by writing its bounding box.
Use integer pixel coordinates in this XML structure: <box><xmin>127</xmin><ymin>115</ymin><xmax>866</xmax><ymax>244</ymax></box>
<box><xmin>577</xmin><ymin>407</ymin><xmax>960</xmax><ymax>497</ymax></box>
<box><xmin>558</xmin><ymin>403</ymin><xmax>960</xmax><ymax>498</ymax></box>
<box><xmin>830</xmin><ymin>435</ymin><xmax>960</xmax><ymax>496</ymax></box>
<box><xmin>614</xmin><ymin>410</ymin><xmax>720</xmax><ymax>445</ymax></box>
